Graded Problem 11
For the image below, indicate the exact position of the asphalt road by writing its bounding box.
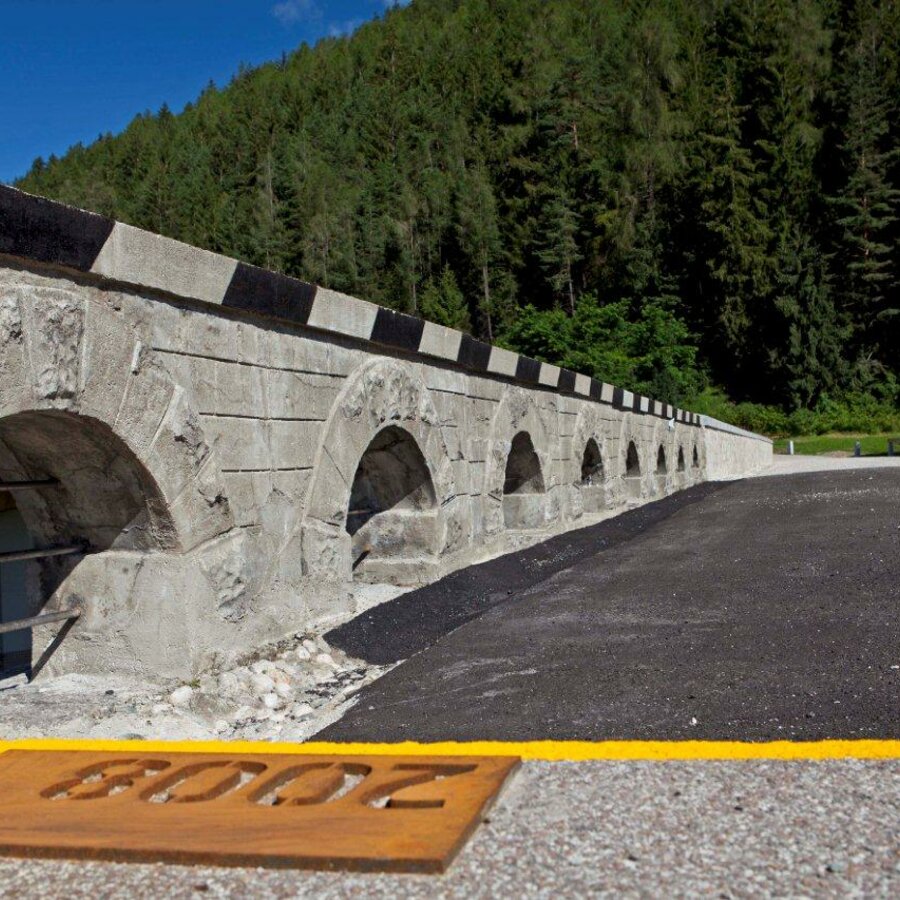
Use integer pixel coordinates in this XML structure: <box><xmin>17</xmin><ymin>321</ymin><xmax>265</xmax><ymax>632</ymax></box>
<box><xmin>323</xmin><ymin>469</ymin><xmax>900</xmax><ymax>742</ymax></box>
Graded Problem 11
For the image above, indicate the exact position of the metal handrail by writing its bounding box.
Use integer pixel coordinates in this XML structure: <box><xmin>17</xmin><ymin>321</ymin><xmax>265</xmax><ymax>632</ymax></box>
<box><xmin>0</xmin><ymin>609</ymin><xmax>80</xmax><ymax>636</ymax></box>
<box><xmin>0</xmin><ymin>479</ymin><xmax>58</xmax><ymax>491</ymax></box>
<box><xmin>0</xmin><ymin>545</ymin><xmax>84</xmax><ymax>564</ymax></box>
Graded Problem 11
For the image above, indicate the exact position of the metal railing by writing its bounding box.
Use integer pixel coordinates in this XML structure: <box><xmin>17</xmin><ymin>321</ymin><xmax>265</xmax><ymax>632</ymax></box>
<box><xmin>0</xmin><ymin>545</ymin><xmax>84</xmax><ymax>564</ymax></box>
<box><xmin>0</xmin><ymin>479</ymin><xmax>58</xmax><ymax>491</ymax></box>
<box><xmin>0</xmin><ymin>609</ymin><xmax>80</xmax><ymax>636</ymax></box>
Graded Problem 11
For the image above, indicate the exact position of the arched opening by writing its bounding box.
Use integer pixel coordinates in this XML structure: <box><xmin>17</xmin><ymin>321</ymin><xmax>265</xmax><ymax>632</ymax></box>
<box><xmin>656</xmin><ymin>445</ymin><xmax>667</xmax><ymax>474</ymax></box>
<box><xmin>655</xmin><ymin>444</ymin><xmax>668</xmax><ymax>494</ymax></box>
<box><xmin>580</xmin><ymin>439</ymin><xmax>603</xmax><ymax>486</ymax></box>
<box><xmin>624</xmin><ymin>440</ymin><xmax>641</xmax><ymax>499</ymax></box>
<box><xmin>580</xmin><ymin>438</ymin><xmax>606</xmax><ymax>514</ymax></box>
<box><xmin>346</xmin><ymin>426</ymin><xmax>437</xmax><ymax>582</ymax></box>
<box><xmin>692</xmin><ymin>445</ymin><xmax>700</xmax><ymax>468</ymax></box>
<box><xmin>502</xmin><ymin>432</ymin><xmax>546</xmax><ymax>529</ymax></box>
<box><xmin>0</xmin><ymin>410</ymin><xmax>175</xmax><ymax>680</ymax></box>
<box><xmin>677</xmin><ymin>446</ymin><xmax>686</xmax><ymax>472</ymax></box>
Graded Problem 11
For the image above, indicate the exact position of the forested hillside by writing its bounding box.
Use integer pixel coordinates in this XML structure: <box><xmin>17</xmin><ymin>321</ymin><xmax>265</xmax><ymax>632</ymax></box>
<box><xmin>16</xmin><ymin>0</ymin><xmax>900</xmax><ymax>427</ymax></box>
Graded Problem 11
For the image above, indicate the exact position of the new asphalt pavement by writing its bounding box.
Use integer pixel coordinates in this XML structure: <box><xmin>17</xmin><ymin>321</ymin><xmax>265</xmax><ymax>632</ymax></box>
<box><xmin>323</xmin><ymin>466</ymin><xmax>900</xmax><ymax>742</ymax></box>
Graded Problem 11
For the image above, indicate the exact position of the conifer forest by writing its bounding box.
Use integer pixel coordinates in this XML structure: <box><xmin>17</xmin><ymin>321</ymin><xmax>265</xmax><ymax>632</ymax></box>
<box><xmin>16</xmin><ymin>0</ymin><xmax>900</xmax><ymax>431</ymax></box>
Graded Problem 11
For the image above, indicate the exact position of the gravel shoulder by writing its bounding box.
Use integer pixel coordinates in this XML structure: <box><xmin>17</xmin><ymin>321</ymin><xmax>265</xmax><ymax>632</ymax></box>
<box><xmin>0</xmin><ymin>759</ymin><xmax>896</xmax><ymax>898</ymax></box>
<box><xmin>0</xmin><ymin>631</ymin><xmax>391</xmax><ymax>743</ymax></box>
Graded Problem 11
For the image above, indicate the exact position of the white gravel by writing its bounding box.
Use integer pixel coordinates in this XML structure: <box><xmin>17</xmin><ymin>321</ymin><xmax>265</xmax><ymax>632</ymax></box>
<box><xmin>0</xmin><ymin>630</ymin><xmax>391</xmax><ymax>743</ymax></box>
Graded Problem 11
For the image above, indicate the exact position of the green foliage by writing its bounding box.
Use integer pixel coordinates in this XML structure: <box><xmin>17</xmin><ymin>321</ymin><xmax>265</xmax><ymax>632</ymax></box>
<box><xmin>503</xmin><ymin>290</ymin><xmax>702</xmax><ymax>406</ymax></box>
<box><xmin>772</xmin><ymin>434</ymin><xmax>899</xmax><ymax>455</ymax></box>
<box><xmin>418</xmin><ymin>266</ymin><xmax>471</xmax><ymax>332</ymax></box>
<box><xmin>13</xmin><ymin>0</ymin><xmax>900</xmax><ymax>415</ymax></box>
<box><xmin>690</xmin><ymin>384</ymin><xmax>900</xmax><ymax>436</ymax></box>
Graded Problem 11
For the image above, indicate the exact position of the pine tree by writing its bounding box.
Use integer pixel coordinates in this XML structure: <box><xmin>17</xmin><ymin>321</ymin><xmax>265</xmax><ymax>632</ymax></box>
<box><xmin>456</xmin><ymin>160</ymin><xmax>501</xmax><ymax>341</ymax></box>
<box><xmin>419</xmin><ymin>265</ymin><xmax>472</xmax><ymax>332</ymax></box>
<box><xmin>830</xmin><ymin>0</ymin><xmax>899</xmax><ymax>374</ymax></box>
<box><xmin>536</xmin><ymin>192</ymin><xmax>582</xmax><ymax>314</ymax></box>
<box><xmin>770</xmin><ymin>230</ymin><xmax>849</xmax><ymax>408</ymax></box>
<box><xmin>694</xmin><ymin>63</ymin><xmax>772</xmax><ymax>381</ymax></box>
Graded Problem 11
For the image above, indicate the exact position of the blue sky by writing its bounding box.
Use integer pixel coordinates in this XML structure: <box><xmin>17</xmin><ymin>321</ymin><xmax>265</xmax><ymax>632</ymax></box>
<box><xmin>0</xmin><ymin>0</ymin><xmax>408</xmax><ymax>184</ymax></box>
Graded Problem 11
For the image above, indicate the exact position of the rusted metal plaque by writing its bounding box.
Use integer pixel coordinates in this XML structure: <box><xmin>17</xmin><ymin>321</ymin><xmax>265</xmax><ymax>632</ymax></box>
<box><xmin>0</xmin><ymin>750</ymin><xmax>518</xmax><ymax>873</ymax></box>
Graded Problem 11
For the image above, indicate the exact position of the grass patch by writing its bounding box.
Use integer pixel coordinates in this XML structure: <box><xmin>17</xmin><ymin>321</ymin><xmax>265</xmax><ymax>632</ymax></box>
<box><xmin>773</xmin><ymin>433</ymin><xmax>899</xmax><ymax>456</ymax></box>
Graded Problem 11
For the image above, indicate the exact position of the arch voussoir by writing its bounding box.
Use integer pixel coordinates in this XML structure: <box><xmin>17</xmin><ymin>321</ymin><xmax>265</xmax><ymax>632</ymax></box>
<box><xmin>301</xmin><ymin>358</ymin><xmax>457</xmax><ymax>581</ymax></box>
<box><xmin>0</xmin><ymin>284</ymin><xmax>233</xmax><ymax>554</ymax></box>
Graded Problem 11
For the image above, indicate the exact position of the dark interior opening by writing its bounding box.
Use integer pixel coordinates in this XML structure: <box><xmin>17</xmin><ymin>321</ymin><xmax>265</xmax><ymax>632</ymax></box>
<box><xmin>0</xmin><ymin>410</ymin><xmax>173</xmax><ymax>680</ymax></box>
<box><xmin>503</xmin><ymin>432</ymin><xmax>545</xmax><ymax>495</ymax></box>
<box><xmin>692</xmin><ymin>446</ymin><xmax>700</xmax><ymax>468</ymax></box>
<box><xmin>625</xmin><ymin>441</ymin><xmax>641</xmax><ymax>478</ymax></box>
<box><xmin>346</xmin><ymin>426</ymin><xmax>436</xmax><ymax>537</ymax></box>
<box><xmin>656</xmin><ymin>445</ymin><xmax>667</xmax><ymax>474</ymax></box>
<box><xmin>580</xmin><ymin>438</ymin><xmax>603</xmax><ymax>486</ymax></box>
<box><xmin>677</xmin><ymin>446</ymin><xmax>686</xmax><ymax>471</ymax></box>
<box><xmin>0</xmin><ymin>492</ymin><xmax>33</xmax><ymax>678</ymax></box>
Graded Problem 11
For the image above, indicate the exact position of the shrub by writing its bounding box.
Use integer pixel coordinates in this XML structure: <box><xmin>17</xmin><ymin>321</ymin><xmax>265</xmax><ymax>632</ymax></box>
<box><xmin>688</xmin><ymin>387</ymin><xmax>900</xmax><ymax>437</ymax></box>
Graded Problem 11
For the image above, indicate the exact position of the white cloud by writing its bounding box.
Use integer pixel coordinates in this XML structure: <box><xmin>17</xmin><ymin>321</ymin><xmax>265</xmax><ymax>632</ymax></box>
<box><xmin>328</xmin><ymin>17</ymin><xmax>364</xmax><ymax>37</ymax></box>
<box><xmin>272</xmin><ymin>0</ymin><xmax>320</xmax><ymax>26</ymax></box>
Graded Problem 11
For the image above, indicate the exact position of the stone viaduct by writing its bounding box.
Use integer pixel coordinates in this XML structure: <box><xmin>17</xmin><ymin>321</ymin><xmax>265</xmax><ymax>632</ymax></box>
<box><xmin>0</xmin><ymin>186</ymin><xmax>771</xmax><ymax>680</ymax></box>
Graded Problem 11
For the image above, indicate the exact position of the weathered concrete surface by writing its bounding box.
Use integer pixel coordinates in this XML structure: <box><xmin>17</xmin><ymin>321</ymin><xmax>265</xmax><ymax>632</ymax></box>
<box><xmin>321</xmin><ymin>469</ymin><xmax>900</xmax><ymax>742</ymax></box>
<box><xmin>0</xmin><ymin>759</ymin><xmax>896</xmax><ymax>898</ymax></box>
<box><xmin>0</xmin><ymin>187</ymin><xmax>771</xmax><ymax>680</ymax></box>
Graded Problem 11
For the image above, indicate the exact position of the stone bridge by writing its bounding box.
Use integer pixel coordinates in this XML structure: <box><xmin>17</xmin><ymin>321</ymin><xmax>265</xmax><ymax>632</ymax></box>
<box><xmin>0</xmin><ymin>186</ymin><xmax>771</xmax><ymax>679</ymax></box>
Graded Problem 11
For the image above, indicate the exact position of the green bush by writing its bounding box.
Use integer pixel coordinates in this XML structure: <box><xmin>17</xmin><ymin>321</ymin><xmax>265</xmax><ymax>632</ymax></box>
<box><xmin>689</xmin><ymin>386</ymin><xmax>900</xmax><ymax>437</ymax></box>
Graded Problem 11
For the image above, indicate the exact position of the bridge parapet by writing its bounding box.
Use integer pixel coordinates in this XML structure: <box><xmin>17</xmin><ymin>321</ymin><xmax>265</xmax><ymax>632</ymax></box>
<box><xmin>0</xmin><ymin>186</ymin><xmax>771</xmax><ymax>679</ymax></box>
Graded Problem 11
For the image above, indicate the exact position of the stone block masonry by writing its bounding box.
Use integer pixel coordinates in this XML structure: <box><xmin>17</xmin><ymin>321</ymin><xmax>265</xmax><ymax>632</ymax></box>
<box><xmin>0</xmin><ymin>186</ymin><xmax>771</xmax><ymax>679</ymax></box>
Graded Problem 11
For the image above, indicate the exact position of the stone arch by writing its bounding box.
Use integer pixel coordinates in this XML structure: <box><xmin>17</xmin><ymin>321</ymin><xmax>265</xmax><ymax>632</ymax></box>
<box><xmin>346</xmin><ymin>424</ymin><xmax>439</xmax><ymax>582</ymax></box>
<box><xmin>0</xmin><ymin>283</ymin><xmax>235</xmax><ymax>679</ymax></box>
<box><xmin>0</xmin><ymin>410</ymin><xmax>177</xmax><ymax>553</ymax></box>
<box><xmin>581</xmin><ymin>438</ymin><xmax>604</xmax><ymax>485</ymax></box>
<box><xmin>656</xmin><ymin>444</ymin><xmax>668</xmax><ymax>474</ymax></box>
<box><xmin>0</xmin><ymin>286</ymin><xmax>232</xmax><ymax>554</ymax></box>
<box><xmin>618</xmin><ymin>413</ymin><xmax>644</xmax><ymax>502</ymax></box>
<box><xmin>690</xmin><ymin>427</ymin><xmax>708</xmax><ymax>478</ymax></box>
<box><xmin>502</xmin><ymin>432</ymin><xmax>547</xmax><ymax>529</ymax></box>
<box><xmin>483</xmin><ymin>387</ymin><xmax>558</xmax><ymax>534</ymax></box>
<box><xmin>677</xmin><ymin>445</ymin><xmax>686</xmax><ymax>471</ymax></box>
<box><xmin>570</xmin><ymin>405</ymin><xmax>614</xmax><ymax>515</ymax></box>
<box><xmin>0</xmin><ymin>411</ymin><xmax>182</xmax><ymax>678</ymax></box>
<box><xmin>625</xmin><ymin>442</ymin><xmax>641</xmax><ymax>475</ymax></box>
<box><xmin>301</xmin><ymin>358</ymin><xmax>459</xmax><ymax>582</ymax></box>
<box><xmin>654</xmin><ymin>441</ymin><xmax>669</xmax><ymax>494</ymax></box>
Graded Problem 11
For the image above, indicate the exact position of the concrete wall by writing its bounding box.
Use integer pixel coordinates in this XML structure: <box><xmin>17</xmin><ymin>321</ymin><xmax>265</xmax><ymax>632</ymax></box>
<box><xmin>0</xmin><ymin>187</ymin><xmax>771</xmax><ymax>679</ymax></box>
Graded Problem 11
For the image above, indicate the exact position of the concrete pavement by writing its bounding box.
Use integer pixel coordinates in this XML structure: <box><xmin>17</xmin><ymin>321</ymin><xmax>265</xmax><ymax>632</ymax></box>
<box><xmin>0</xmin><ymin>759</ymin><xmax>896</xmax><ymax>897</ymax></box>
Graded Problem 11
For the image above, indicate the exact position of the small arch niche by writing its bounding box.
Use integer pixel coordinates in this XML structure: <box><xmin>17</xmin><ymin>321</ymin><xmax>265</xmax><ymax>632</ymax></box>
<box><xmin>503</xmin><ymin>432</ymin><xmax>546</xmax><ymax>529</ymax></box>
<box><xmin>655</xmin><ymin>444</ymin><xmax>668</xmax><ymax>494</ymax></box>
<box><xmin>346</xmin><ymin>426</ymin><xmax>437</xmax><ymax>582</ymax></box>
<box><xmin>692</xmin><ymin>446</ymin><xmax>700</xmax><ymax>468</ymax></box>
<box><xmin>624</xmin><ymin>440</ymin><xmax>641</xmax><ymax>500</ymax></box>
<box><xmin>580</xmin><ymin>438</ymin><xmax>606</xmax><ymax>513</ymax></box>
<box><xmin>677</xmin><ymin>446</ymin><xmax>686</xmax><ymax>472</ymax></box>
<box><xmin>580</xmin><ymin>439</ymin><xmax>604</xmax><ymax>486</ymax></box>
<box><xmin>656</xmin><ymin>445</ymin><xmax>668</xmax><ymax>474</ymax></box>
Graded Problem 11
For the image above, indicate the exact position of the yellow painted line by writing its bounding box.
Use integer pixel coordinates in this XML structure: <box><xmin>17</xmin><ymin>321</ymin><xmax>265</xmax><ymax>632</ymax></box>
<box><xmin>0</xmin><ymin>738</ymin><xmax>898</xmax><ymax>761</ymax></box>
